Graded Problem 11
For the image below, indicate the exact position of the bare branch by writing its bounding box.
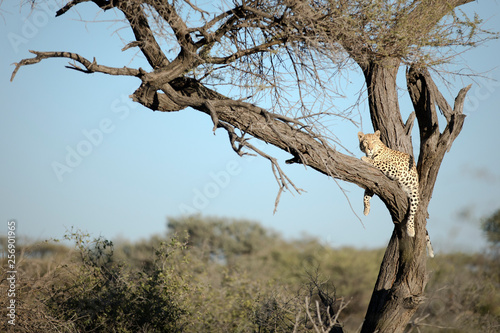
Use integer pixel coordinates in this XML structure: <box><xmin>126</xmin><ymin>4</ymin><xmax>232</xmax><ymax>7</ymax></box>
<box><xmin>183</xmin><ymin>0</ymin><xmax>208</xmax><ymax>17</ymax></box>
<box><xmin>305</xmin><ymin>297</ymin><xmax>322</xmax><ymax>333</ymax></box>
<box><xmin>194</xmin><ymin>5</ymin><xmax>242</xmax><ymax>36</ymax></box>
<box><xmin>315</xmin><ymin>300</ymin><xmax>324</xmax><ymax>333</ymax></box>
<box><xmin>216</xmin><ymin>118</ymin><xmax>303</xmax><ymax>211</ymax></box>
<box><xmin>404</xmin><ymin>111</ymin><xmax>416</xmax><ymax>136</ymax></box>
<box><xmin>55</xmin><ymin>0</ymin><xmax>104</xmax><ymax>17</ymax></box>
<box><xmin>423</xmin><ymin>69</ymin><xmax>455</xmax><ymax>122</ymax></box>
<box><xmin>292</xmin><ymin>308</ymin><xmax>302</xmax><ymax>333</ymax></box>
<box><xmin>53</xmin><ymin>0</ymin><xmax>170</xmax><ymax>70</ymax></box>
<box><xmin>441</xmin><ymin>84</ymin><xmax>471</xmax><ymax>152</ymax></box>
<box><xmin>453</xmin><ymin>83</ymin><xmax>473</xmax><ymax>115</ymax></box>
<box><xmin>303</xmin><ymin>295</ymin><xmax>348</xmax><ymax>333</ymax></box>
<box><xmin>204</xmin><ymin>100</ymin><xmax>219</xmax><ymax>133</ymax></box>
<box><xmin>11</xmin><ymin>50</ymin><xmax>142</xmax><ymax>82</ymax></box>
<box><xmin>205</xmin><ymin>39</ymin><xmax>284</xmax><ymax>64</ymax></box>
<box><xmin>121</xmin><ymin>41</ymin><xmax>142</xmax><ymax>52</ymax></box>
<box><xmin>143</xmin><ymin>0</ymin><xmax>194</xmax><ymax>47</ymax></box>
<box><xmin>217</xmin><ymin>122</ymin><xmax>254</xmax><ymax>157</ymax></box>
<box><xmin>248</xmin><ymin>143</ymin><xmax>304</xmax><ymax>213</ymax></box>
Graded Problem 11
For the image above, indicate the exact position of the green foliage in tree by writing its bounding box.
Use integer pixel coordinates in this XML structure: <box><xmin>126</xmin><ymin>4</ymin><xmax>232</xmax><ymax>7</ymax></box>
<box><xmin>482</xmin><ymin>208</ymin><xmax>500</xmax><ymax>247</ymax></box>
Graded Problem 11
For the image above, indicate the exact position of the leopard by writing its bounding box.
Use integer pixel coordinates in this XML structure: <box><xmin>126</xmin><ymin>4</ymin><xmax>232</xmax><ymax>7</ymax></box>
<box><xmin>357</xmin><ymin>130</ymin><xmax>418</xmax><ymax>238</ymax></box>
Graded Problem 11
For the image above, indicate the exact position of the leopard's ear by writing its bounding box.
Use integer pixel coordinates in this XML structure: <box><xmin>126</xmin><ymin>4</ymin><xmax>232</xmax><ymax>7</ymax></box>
<box><xmin>357</xmin><ymin>131</ymin><xmax>364</xmax><ymax>141</ymax></box>
<box><xmin>374</xmin><ymin>130</ymin><xmax>381</xmax><ymax>137</ymax></box>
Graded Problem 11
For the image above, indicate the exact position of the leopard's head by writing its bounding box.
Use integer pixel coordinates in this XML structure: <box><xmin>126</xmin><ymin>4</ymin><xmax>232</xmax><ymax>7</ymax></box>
<box><xmin>358</xmin><ymin>130</ymin><xmax>385</xmax><ymax>158</ymax></box>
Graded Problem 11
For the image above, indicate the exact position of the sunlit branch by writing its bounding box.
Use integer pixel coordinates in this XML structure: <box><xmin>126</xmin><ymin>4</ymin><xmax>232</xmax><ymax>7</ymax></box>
<box><xmin>11</xmin><ymin>50</ymin><xmax>143</xmax><ymax>82</ymax></box>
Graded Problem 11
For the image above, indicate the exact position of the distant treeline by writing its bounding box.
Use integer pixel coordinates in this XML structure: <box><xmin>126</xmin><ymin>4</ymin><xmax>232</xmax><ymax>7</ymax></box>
<box><xmin>1</xmin><ymin>215</ymin><xmax>499</xmax><ymax>332</ymax></box>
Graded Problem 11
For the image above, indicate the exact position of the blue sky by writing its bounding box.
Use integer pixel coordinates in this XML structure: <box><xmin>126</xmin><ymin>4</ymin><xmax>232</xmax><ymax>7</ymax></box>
<box><xmin>1</xmin><ymin>1</ymin><xmax>499</xmax><ymax>253</ymax></box>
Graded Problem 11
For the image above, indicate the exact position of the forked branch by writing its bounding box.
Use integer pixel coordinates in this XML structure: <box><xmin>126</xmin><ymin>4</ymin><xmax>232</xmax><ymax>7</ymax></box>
<box><xmin>406</xmin><ymin>65</ymin><xmax>471</xmax><ymax>206</ymax></box>
<box><xmin>304</xmin><ymin>296</ymin><xmax>349</xmax><ymax>333</ymax></box>
<box><xmin>216</xmin><ymin>121</ymin><xmax>304</xmax><ymax>213</ymax></box>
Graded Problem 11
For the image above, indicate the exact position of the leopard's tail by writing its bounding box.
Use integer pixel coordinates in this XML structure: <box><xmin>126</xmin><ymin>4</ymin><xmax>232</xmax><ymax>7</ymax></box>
<box><xmin>363</xmin><ymin>189</ymin><xmax>374</xmax><ymax>216</ymax></box>
<box><xmin>406</xmin><ymin>188</ymin><xmax>418</xmax><ymax>237</ymax></box>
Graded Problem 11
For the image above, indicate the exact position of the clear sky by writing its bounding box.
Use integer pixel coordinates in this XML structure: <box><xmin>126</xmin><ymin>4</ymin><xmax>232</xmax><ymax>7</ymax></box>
<box><xmin>1</xmin><ymin>1</ymin><xmax>499</xmax><ymax>254</ymax></box>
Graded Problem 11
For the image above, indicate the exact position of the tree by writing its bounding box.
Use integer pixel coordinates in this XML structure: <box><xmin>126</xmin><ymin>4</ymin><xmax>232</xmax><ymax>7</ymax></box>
<box><xmin>482</xmin><ymin>209</ymin><xmax>500</xmax><ymax>250</ymax></box>
<box><xmin>9</xmin><ymin>0</ymin><xmax>495</xmax><ymax>331</ymax></box>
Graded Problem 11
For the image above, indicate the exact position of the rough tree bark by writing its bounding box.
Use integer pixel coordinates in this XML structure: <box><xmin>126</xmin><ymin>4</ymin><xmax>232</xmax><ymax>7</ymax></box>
<box><xmin>10</xmin><ymin>0</ymin><xmax>480</xmax><ymax>332</ymax></box>
<box><xmin>359</xmin><ymin>65</ymin><xmax>470</xmax><ymax>333</ymax></box>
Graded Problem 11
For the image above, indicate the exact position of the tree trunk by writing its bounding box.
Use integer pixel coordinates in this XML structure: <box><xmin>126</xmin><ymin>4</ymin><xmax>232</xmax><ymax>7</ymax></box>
<box><xmin>361</xmin><ymin>215</ymin><xmax>429</xmax><ymax>333</ymax></box>
<box><xmin>359</xmin><ymin>63</ymin><xmax>470</xmax><ymax>333</ymax></box>
<box><xmin>362</xmin><ymin>59</ymin><xmax>411</xmax><ymax>154</ymax></box>
<box><xmin>358</xmin><ymin>60</ymin><xmax>428</xmax><ymax>333</ymax></box>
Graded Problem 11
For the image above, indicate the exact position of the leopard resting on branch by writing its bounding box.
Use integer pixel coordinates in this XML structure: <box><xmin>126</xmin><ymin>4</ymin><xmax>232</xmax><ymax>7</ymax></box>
<box><xmin>358</xmin><ymin>130</ymin><xmax>434</xmax><ymax>257</ymax></box>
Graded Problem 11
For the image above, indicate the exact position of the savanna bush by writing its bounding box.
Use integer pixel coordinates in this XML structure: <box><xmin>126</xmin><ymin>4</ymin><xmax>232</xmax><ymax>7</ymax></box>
<box><xmin>1</xmin><ymin>216</ymin><xmax>499</xmax><ymax>332</ymax></box>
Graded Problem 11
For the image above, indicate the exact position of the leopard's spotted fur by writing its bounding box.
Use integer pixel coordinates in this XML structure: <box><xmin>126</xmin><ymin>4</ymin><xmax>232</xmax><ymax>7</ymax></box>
<box><xmin>358</xmin><ymin>130</ymin><xmax>418</xmax><ymax>237</ymax></box>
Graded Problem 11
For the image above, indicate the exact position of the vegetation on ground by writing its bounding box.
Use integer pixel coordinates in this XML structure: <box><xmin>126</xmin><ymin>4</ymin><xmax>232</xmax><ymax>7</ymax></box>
<box><xmin>1</xmin><ymin>214</ymin><xmax>499</xmax><ymax>332</ymax></box>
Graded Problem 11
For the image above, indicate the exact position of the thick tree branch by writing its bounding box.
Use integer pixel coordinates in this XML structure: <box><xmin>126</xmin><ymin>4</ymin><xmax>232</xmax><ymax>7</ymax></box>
<box><xmin>128</xmin><ymin>77</ymin><xmax>410</xmax><ymax>224</ymax></box>
<box><xmin>130</xmin><ymin>83</ymin><xmax>184</xmax><ymax>112</ymax></box>
<box><xmin>116</xmin><ymin>1</ymin><xmax>171</xmax><ymax>69</ymax></box>
<box><xmin>440</xmin><ymin>84</ymin><xmax>470</xmax><ymax>152</ymax></box>
<box><xmin>56</xmin><ymin>0</ymin><xmax>113</xmax><ymax>17</ymax></box>
<box><xmin>361</xmin><ymin>58</ymin><xmax>414</xmax><ymax>155</ymax></box>
<box><xmin>407</xmin><ymin>66</ymin><xmax>457</xmax><ymax>124</ymax></box>
<box><xmin>55</xmin><ymin>0</ymin><xmax>170</xmax><ymax>70</ymax></box>
<box><xmin>406</xmin><ymin>66</ymin><xmax>439</xmax><ymax>141</ymax></box>
<box><xmin>404</xmin><ymin>111</ymin><xmax>416</xmax><ymax>136</ymax></box>
<box><xmin>143</xmin><ymin>0</ymin><xmax>194</xmax><ymax>48</ymax></box>
<box><xmin>406</xmin><ymin>65</ymin><xmax>470</xmax><ymax>206</ymax></box>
